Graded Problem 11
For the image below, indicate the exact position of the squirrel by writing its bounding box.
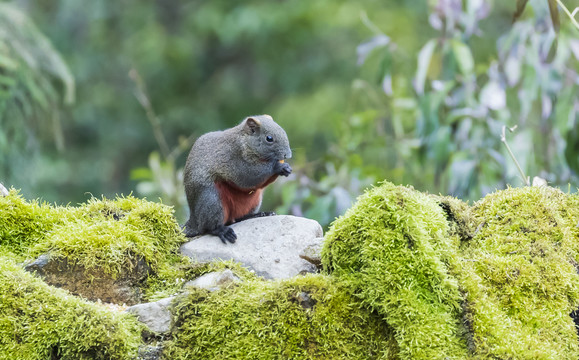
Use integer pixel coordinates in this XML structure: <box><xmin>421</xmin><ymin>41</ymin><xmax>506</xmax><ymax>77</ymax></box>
<box><xmin>183</xmin><ymin>115</ymin><xmax>292</xmax><ymax>244</ymax></box>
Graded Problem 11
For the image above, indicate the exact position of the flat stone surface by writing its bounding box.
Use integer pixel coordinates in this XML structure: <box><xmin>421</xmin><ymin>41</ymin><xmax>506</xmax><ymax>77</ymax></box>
<box><xmin>126</xmin><ymin>297</ymin><xmax>175</xmax><ymax>334</ymax></box>
<box><xmin>180</xmin><ymin>215</ymin><xmax>323</xmax><ymax>279</ymax></box>
<box><xmin>184</xmin><ymin>269</ymin><xmax>241</xmax><ymax>292</ymax></box>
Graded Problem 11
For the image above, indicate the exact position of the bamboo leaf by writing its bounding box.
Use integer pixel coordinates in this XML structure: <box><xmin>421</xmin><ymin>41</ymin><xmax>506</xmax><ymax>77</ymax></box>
<box><xmin>513</xmin><ymin>0</ymin><xmax>529</xmax><ymax>22</ymax></box>
<box><xmin>548</xmin><ymin>0</ymin><xmax>560</xmax><ymax>32</ymax></box>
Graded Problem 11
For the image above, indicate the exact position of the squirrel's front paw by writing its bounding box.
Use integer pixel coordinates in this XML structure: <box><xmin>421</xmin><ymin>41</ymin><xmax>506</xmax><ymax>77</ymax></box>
<box><xmin>276</xmin><ymin>162</ymin><xmax>292</xmax><ymax>177</ymax></box>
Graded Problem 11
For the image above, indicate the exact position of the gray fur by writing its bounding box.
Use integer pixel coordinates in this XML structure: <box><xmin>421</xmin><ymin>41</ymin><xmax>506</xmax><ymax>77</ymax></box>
<box><xmin>183</xmin><ymin>115</ymin><xmax>292</xmax><ymax>243</ymax></box>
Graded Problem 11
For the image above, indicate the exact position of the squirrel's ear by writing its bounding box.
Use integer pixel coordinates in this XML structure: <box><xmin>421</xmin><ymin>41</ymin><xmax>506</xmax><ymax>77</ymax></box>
<box><xmin>244</xmin><ymin>117</ymin><xmax>261</xmax><ymax>134</ymax></box>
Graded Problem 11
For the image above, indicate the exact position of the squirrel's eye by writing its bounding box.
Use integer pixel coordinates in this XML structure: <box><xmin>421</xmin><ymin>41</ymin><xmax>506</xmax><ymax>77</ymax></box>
<box><xmin>266</xmin><ymin>135</ymin><xmax>274</xmax><ymax>143</ymax></box>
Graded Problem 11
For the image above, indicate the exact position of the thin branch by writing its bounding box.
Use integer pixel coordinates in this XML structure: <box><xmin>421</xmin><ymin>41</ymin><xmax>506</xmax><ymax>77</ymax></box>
<box><xmin>556</xmin><ymin>0</ymin><xmax>579</xmax><ymax>29</ymax></box>
<box><xmin>501</xmin><ymin>125</ymin><xmax>530</xmax><ymax>186</ymax></box>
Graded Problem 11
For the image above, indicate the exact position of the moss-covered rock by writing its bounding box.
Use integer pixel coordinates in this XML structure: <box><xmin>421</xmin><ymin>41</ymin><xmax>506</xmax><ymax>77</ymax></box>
<box><xmin>322</xmin><ymin>182</ymin><xmax>469</xmax><ymax>359</ymax></box>
<box><xmin>4</xmin><ymin>184</ymin><xmax>579</xmax><ymax>359</ymax></box>
<box><xmin>29</xmin><ymin>195</ymin><xmax>185</xmax><ymax>277</ymax></box>
<box><xmin>0</xmin><ymin>190</ymin><xmax>66</xmax><ymax>256</ymax></box>
<box><xmin>0</xmin><ymin>256</ymin><xmax>143</xmax><ymax>360</ymax></box>
<box><xmin>164</xmin><ymin>274</ymin><xmax>398</xmax><ymax>359</ymax></box>
<box><xmin>0</xmin><ymin>191</ymin><xmax>186</xmax><ymax>303</ymax></box>
<box><xmin>323</xmin><ymin>182</ymin><xmax>579</xmax><ymax>359</ymax></box>
<box><xmin>457</xmin><ymin>186</ymin><xmax>579</xmax><ymax>358</ymax></box>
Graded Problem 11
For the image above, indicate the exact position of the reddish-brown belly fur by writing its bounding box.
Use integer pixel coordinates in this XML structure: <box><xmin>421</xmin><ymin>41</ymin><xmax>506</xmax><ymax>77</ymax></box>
<box><xmin>215</xmin><ymin>174</ymin><xmax>278</xmax><ymax>224</ymax></box>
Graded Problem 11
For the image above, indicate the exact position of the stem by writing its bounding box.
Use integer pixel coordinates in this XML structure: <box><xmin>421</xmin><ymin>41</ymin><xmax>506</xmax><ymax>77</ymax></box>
<box><xmin>556</xmin><ymin>0</ymin><xmax>579</xmax><ymax>29</ymax></box>
<box><xmin>360</xmin><ymin>11</ymin><xmax>384</xmax><ymax>36</ymax></box>
<box><xmin>167</xmin><ymin>133</ymin><xmax>197</xmax><ymax>163</ymax></box>
<box><xmin>129</xmin><ymin>69</ymin><xmax>171</xmax><ymax>160</ymax></box>
<box><xmin>501</xmin><ymin>126</ymin><xmax>530</xmax><ymax>186</ymax></box>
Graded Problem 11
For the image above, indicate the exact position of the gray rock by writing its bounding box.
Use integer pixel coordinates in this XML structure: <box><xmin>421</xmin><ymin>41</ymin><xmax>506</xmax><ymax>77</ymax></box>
<box><xmin>180</xmin><ymin>215</ymin><xmax>323</xmax><ymax>279</ymax></box>
<box><xmin>126</xmin><ymin>297</ymin><xmax>174</xmax><ymax>334</ymax></box>
<box><xmin>294</xmin><ymin>291</ymin><xmax>316</xmax><ymax>309</ymax></box>
<box><xmin>299</xmin><ymin>238</ymin><xmax>324</xmax><ymax>268</ymax></box>
<box><xmin>0</xmin><ymin>183</ymin><xmax>8</xmax><ymax>197</ymax></box>
<box><xmin>24</xmin><ymin>253</ymin><xmax>151</xmax><ymax>305</ymax></box>
<box><xmin>138</xmin><ymin>344</ymin><xmax>163</xmax><ymax>360</ymax></box>
<box><xmin>184</xmin><ymin>269</ymin><xmax>241</xmax><ymax>291</ymax></box>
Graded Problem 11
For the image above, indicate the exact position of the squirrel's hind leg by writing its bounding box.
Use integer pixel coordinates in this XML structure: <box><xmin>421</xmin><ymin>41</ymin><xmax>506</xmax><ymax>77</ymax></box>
<box><xmin>185</xmin><ymin>185</ymin><xmax>235</xmax><ymax>243</ymax></box>
<box><xmin>181</xmin><ymin>223</ymin><xmax>199</xmax><ymax>238</ymax></box>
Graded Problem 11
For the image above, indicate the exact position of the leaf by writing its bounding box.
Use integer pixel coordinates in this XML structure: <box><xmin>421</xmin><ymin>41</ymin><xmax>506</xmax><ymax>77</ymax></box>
<box><xmin>480</xmin><ymin>81</ymin><xmax>506</xmax><ymax>111</ymax></box>
<box><xmin>415</xmin><ymin>39</ymin><xmax>436</xmax><ymax>95</ymax></box>
<box><xmin>0</xmin><ymin>3</ymin><xmax>75</xmax><ymax>104</ymax></box>
<box><xmin>570</xmin><ymin>39</ymin><xmax>579</xmax><ymax>61</ymax></box>
<box><xmin>513</xmin><ymin>0</ymin><xmax>529</xmax><ymax>22</ymax></box>
<box><xmin>448</xmin><ymin>157</ymin><xmax>477</xmax><ymax>198</ymax></box>
<box><xmin>541</xmin><ymin>94</ymin><xmax>553</xmax><ymax>119</ymax></box>
<box><xmin>0</xmin><ymin>74</ymin><xmax>16</xmax><ymax>87</ymax></box>
<box><xmin>546</xmin><ymin>35</ymin><xmax>558</xmax><ymax>63</ymax></box>
<box><xmin>548</xmin><ymin>0</ymin><xmax>560</xmax><ymax>33</ymax></box>
<box><xmin>356</xmin><ymin>34</ymin><xmax>390</xmax><ymax>66</ymax></box>
<box><xmin>565</xmin><ymin>116</ymin><xmax>579</xmax><ymax>176</ymax></box>
<box><xmin>451</xmin><ymin>40</ymin><xmax>474</xmax><ymax>75</ymax></box>
<box><xmin>0</xmin><ymin>54</ymin><xmax>19</xmax><ymax>71</ymax></box>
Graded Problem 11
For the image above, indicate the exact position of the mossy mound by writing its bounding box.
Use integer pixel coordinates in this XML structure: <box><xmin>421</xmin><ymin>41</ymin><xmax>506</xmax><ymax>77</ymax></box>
<box><xmin>0</xmin><ymin>191</ymin><xmax>185</xmax><ymax>279</ymax></box>
<box><xmin>164</xmin><ymin>274</ymin><xmax>398</xmax><ymax>359</ymax></box>
<box><xmin>0</xmin><ymin>256</ymin><xmax>143</xmax><ymax>360</ymax></box>
<box><xmin>4</xmin><ymin>184</ymin><xmax>579</xmax><ymax>359</ymax></box>
<box><xmin>0</xmin><ymin>190</ymin><xmax>66</xmax><ymax>256</ymax></box>
<box><xmin>457</xmin><ymin>186</ymin><xmax>579</xmax><ymax>358</ymax></box>
<box><xmin>146</xmin><ymin>258</ymin><xmax>259</xmax><ymax>302</ymax></box>
<box><xmin>322</xmin><ymin>182</ymin><xmax>468</xmax><ymax>359</ymax></box>
<box><xmin>323</xmin><ymin>182</ymin><xmax>579</xmax><ymax>359</ymax></box>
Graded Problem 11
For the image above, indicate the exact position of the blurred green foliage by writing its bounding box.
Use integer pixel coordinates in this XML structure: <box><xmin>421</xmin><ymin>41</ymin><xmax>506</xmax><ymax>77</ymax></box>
<box><xmin>1</xmin><ymin>0</ymin><xmax>578</xmax><ymax>228</ymax></box>
<box><xmin>0</xmin><ymin>2</ymin><xmax>74</xmax><ymax>191</ymax></box>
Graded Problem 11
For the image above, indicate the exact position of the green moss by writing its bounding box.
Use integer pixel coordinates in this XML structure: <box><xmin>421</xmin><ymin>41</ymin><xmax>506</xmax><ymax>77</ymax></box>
<box><xmin>0</xmin><ymin>190</ymin><xmax>68</xmax><ymax>255</ymax></box>
<box><xmin>5</xmin><ymin>185</ymin><xmax>579</xmax><ymax>359</ymax></box>
<box><xmin>145</xmin><ymin>259</ymin><xmax>259</xmax><ymax>302</ymax></box>
<box><xmin>164</xmin><ymin>274</ymin><xmax>397</xmax><ymax>359</ymax></box>
<box><xmin>0</xmin><ymin>256</ymin><xmax>143</xmax><ymax>360</ymax></box>
<box><xmin>457</xmin><ymin>186</ymin><xmax>579</xmax><ymax>358</ymax></box>
<box><xmin>322</xmin><ymin>182</ymin><xmax>468</xmax><ymax>359</ymax></box>
<box><xmin>323</xmin><ymin>182</ymin><xmax>579</xmax><ymax>359</ymax></box>
<box><xmin>430</xmin><ymin>194</ymin><xmax>477</xmax><ymax>244</ymax></box>
<box><xmin>0</xmin><ymin>192</ymin><xmax>186</xmax><ymax>278</ymax></box>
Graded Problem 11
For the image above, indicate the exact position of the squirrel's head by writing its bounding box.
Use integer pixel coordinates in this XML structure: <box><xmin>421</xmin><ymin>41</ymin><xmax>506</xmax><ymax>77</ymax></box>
<box><xmin>240</xmin><ymin>115</ymin><xmax>292</xmax><ymax>162</ymax></box>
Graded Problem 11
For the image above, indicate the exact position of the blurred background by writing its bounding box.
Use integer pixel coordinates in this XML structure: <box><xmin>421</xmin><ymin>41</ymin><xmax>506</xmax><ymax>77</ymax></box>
<box><xmin>1</xmin><ymin>0</ymin><xmax>578</xmax><ymax>227</ymax></box>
